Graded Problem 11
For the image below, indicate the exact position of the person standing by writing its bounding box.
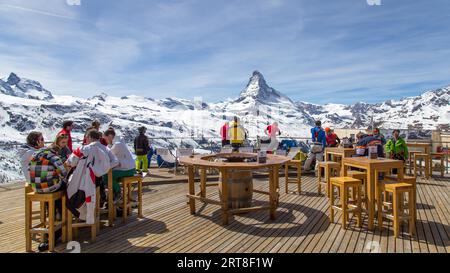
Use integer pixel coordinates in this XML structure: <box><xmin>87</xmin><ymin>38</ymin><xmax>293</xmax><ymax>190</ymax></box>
<box><xmin>134</xmin><ymin>126</ymin><xmax>150</xmax><ymax>174</ymax></box>
<box><xmin>325</xmin><ymin>127</ymin><xmax>341</xmax><ymax>147</ymax></box>
<box><xmin>304</xmin><ymin>120</ymin><xmax>326</xmax><ymax>171</ymax></box>
<box><xmin>59</xmin><ymin>120</ymin><xmax>74</xmax><ymax>152</ymax></box>
<box><xmin>265</xmin><ymin>122</ymin><xmax>281</xmax><ymax>152</ymax></box>
<box><xmin>385</xmin><ymin>129</ymin><xmax>408</xmax><ymax>161</ymax></box>
<box><xmin>220</xmin><ymin>121</ymin><xmax>230</xmax><ymax>147</ymax></box>
<box><xmin>19</xmin><ymin>131</ymin><xmax>45</xmax><ymax>182</ymax></box>
<box><xmin>228</xmin><ymin>116</ymin><xmax>246</xmax><ymax>152</ymax></box>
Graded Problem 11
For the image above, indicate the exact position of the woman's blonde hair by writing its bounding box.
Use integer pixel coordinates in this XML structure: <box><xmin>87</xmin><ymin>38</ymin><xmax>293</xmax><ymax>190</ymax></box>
<box><xmin>54</xmin><ymin>132</ymin><xmax>68</xmax><ymax>146</ymax></box>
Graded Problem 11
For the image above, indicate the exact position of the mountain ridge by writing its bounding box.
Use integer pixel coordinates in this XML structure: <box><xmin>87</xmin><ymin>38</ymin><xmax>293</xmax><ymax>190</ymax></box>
<box><xmin>0</xmin><ymin>71</ymin><xmax>449</xmax><ymax>183</ymax></box>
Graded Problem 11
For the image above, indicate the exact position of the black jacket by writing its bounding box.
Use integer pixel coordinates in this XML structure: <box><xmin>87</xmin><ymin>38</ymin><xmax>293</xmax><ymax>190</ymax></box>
<box><xmin>134</xmin><ymin>133</ymin><xmax>150</xmax><ymax>156</ymax></box>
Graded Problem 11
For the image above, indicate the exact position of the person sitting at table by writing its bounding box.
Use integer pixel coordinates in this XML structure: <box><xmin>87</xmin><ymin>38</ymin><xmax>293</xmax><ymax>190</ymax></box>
<box><xmin>49</xmin><ymin>132</ymin><xmax>72</xmax><ymax>163</ymax></box>
<box><xmin>103</xmin><ymin>127</ymin><xmax>136</xmax><ymax>205</ymax></box>
<box><xmin>28</xmin><ymin>138</ymin><xmax>68</xmax><ymax>251</ymax></box>
<box><xmin>67</xmin><ymin>129</ymin><xmax>115</xmax><ymax>221</ymax></box>
<box><xmin>19</xmin><ymin>131</ymin><xmax>45</xmax><ymax>183</ymax></box>
<box><xmin>356</xmin><ymin>133</ymin><xmax>384</xmax><ymax>158</ymax></box>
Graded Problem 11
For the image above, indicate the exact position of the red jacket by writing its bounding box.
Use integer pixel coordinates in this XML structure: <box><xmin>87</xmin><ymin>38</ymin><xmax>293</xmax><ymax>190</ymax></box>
<box><xmin>326</xmin><ymin>133</ymin><xmax>340</xmax><ymax>147</ymax></box>
<box><xmin>59</xmin><ymin>128</ymin><xmax>73</xmax><ymax>152</ymax></box>
<box><xmin>220</xmin><ymin>124</ymin><xmax>228</xmax><ymax>140</ymax></box>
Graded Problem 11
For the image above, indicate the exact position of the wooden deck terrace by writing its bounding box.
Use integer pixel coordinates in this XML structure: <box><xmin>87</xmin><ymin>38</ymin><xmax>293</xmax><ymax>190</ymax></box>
<box><xmin>0</xmin><ymin>167</ymin><xmax>449</xmax><ymax>253</ymax></box>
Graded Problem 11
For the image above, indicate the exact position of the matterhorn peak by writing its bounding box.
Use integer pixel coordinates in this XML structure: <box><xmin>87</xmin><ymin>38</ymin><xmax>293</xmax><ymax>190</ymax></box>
<box><xmin>238</xmin><ymin>71</ymin><xmax>292</xmax><ymax>104</ymax></box>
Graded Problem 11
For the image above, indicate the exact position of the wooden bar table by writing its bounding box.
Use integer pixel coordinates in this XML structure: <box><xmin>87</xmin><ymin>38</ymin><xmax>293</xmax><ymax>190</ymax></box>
<box><xmin>180</xmin><ymin>153</ymin><xmax>290</xmax><ymax>225</ymax></box>
<box><xmin>406</xmin><ymin>142</ymin><xmax>432</xmax><ymax>176</ymax></box>
<box><xmin>342</xmin><ymin>157</ymin><xmax>404</xmax><ymax>230</ymax></box>
<box><xmin>325</xmin><ymin>147</ymin><xmax>356</xmax><ymax>174</ymax></box>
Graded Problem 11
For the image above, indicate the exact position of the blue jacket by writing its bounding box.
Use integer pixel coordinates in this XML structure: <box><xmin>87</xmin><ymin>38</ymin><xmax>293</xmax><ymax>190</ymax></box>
<box><xmin>357</xmin><ymin>135</ymin><xmax>384</xmax><ymax>157</ymax></box>
<box><xmin>311</xmin><ymin>126</ymin><xmax>326</xmax><ymax>148</ymax></box>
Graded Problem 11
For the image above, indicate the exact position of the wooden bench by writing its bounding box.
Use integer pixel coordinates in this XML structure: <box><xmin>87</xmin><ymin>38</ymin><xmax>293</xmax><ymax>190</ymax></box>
<box><xmin>25</xmin><ymin>189</ymin><xmax>66</xmax><ymax>252</ymax></box>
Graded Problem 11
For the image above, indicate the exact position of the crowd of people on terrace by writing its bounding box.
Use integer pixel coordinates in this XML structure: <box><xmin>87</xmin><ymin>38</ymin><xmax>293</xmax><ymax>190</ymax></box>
<box><xmin>19</xmin><ymin>117</ymin><xmax>408</xmax><ymax>251</ymax></box>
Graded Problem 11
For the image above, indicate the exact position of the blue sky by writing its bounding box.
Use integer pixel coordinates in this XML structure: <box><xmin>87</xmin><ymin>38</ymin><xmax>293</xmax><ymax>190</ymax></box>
<box><xmin>0</xmin><ymin>0</ymin><xmax>450</xmax><ymax>104</ymax></box>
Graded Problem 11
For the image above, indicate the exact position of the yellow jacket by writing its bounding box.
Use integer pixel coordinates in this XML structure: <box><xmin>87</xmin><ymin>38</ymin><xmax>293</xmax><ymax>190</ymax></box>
<box><xmin>228</xmin><ymin>121</ymin><xmax>245</xmax><ymax>144</ymax></box>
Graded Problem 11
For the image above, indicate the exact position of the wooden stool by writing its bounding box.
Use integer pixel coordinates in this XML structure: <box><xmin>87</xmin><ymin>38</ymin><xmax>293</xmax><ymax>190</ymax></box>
<box><xmin>317</xmin><ymin>161</ymin><xmax>340</xmax><ymax>196</ymax></box>
<box><xmin>329</xmin><ymin>177</ymin><xmax>362</xmax><ymax>229</ymax></box>
<box><xmin>377</xmin><ymin>182</ymin><xmax>415</xmax><ymax>237</ymax></box>
<box><xmin>25</xmin><ymin>190</ymin><xmax>66</xmax><ymax>252</ymax></box>
<box><xmin>414</xmin><ymin>153</ymin><xmax>430</xmax><ymax>179</ymax></box>
<box><xmin>67</xmin><ymin>187</ymin><xmax>100</xmax><ymax>242</ymax></box>
<box><xmin>284</xmin><ymin>160</ymin><xmax>302</xmax><ymax>194</ymax></box>
<box><xmin>431</xmin><ymin>153</ymin><xmax>445</xmax><ymax>177</ymax></box>
<box><xmin>119</xmin><ymin>175</ymin><xmax>143</xmax><ymax>222</ymax></box>
<box><xmin>384</xmin><ymin>174</ymin><xmax>417</xmax><ymax>220</ymax></box>
<box><xmin>347</xmin><ymin>170</ymin><xmax>368</xmax><ymax>209</ymax></box>
<box><xmin>407</xmin><ymin>151</ymin><xmax>420</xmax><ymax>175</ymax></box>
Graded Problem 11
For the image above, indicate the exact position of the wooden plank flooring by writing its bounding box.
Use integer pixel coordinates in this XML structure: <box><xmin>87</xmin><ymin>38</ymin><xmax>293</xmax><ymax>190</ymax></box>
<box><xmin>0</xmin><ymin>170</ymin><xmax>449</xmax><ymax>253</ymax></box>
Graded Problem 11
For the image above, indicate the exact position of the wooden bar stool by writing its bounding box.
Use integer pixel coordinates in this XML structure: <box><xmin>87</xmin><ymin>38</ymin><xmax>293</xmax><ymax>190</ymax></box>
<box><xmin>384</xmin><ymin>174</ymin><xmax>417</xmax><ymax>221</ymax></box>
<box><xmin>118</xmin><ymin>174</ymin><xmax>144</xmax><ymax>222</ymax></box>
<box><xmin>431</xmin><ymin>153</ymin><xmax>445</xmax><ymax>177</ymax></box>
<box><xmin>407</xmin><ymin>151</ymin><xmax>420</xmax><ymax>175</ymax></box>
<box><xmin>67</xmin><ymin>187</ymin><xmax>100</xmax><ymax>242</ymax></box>
<box><xmin>25</xmin><ymin>190</ymin><xmax>66</xmax><ymax>252</ymax></box>
<box><xmin>329</xmin><ymin>177</ymin><xmax>362</xmax><ymax>229</ymax></box>
<box><xmin>317</xmin><ymin>161</ymin><xmax>340</xmax><ymax>196</ymax></box>
<box><xmin>377</xmin><ymin>182</ymin><xmax>415</xmax><ymax>237</ymax></box>
<box><xmin>414</xmin><ymin>153</ymin><xmax>431</xmax><ymax>179</ymax></box>
<box><xmin>347</xmin><ymin>170</ymin><xmax>367</xmax><ymax>209</ymax></box>
<box><xmin>284</xmin><ymin>160</ymin><xmax>302</xmax><ymax>194</ymax></box>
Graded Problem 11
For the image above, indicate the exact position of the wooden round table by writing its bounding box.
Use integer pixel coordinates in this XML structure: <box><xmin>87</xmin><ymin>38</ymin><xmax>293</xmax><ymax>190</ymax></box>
<box><xmin>180</xmin><ymin>153</ymin><xmax>290</xmax><ymax>225</ymax></box>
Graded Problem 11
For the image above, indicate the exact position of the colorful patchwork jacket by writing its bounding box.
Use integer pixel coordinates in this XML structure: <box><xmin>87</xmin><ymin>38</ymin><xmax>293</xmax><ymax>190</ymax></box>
<box><xmin>29</xmin><ymin>148</ymin><xmax>67</xmax><ymax>193</ymax></box>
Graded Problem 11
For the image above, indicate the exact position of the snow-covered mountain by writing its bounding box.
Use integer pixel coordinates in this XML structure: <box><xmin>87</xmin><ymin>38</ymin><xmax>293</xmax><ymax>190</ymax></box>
<box><xmin>0</xmin><ymin>71</ymin><xmax>449</xmax><ymax>183</ymax></box>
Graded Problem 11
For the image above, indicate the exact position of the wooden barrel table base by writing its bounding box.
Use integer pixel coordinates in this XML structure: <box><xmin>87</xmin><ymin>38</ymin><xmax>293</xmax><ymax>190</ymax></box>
<box><xmin>180</xmin><ymin>153</ymin><xmax>290</xmax><ymax>225</ymax></box>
